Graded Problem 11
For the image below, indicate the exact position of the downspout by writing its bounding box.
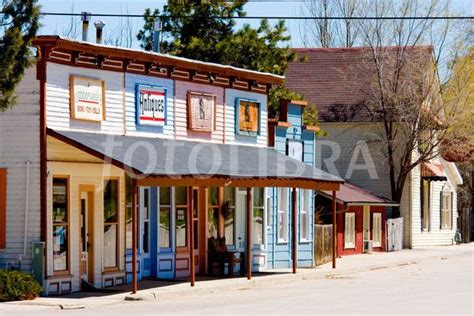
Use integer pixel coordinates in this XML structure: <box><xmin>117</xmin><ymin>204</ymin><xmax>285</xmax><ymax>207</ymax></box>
<box><xmin>18</xmin><ymin>161</ymin><xmax>31</xmax><ymax>266</ymax></box>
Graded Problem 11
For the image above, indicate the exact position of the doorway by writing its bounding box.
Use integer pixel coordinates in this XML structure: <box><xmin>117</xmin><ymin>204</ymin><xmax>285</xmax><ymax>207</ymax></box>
<box><xmin>79</xmin><ymin>186</ymin><xmax>94</xmax><ymax>287</ymax></box>
<box><xmin>139</xmin><ymin>187</ymin><xmax>151</xmax><ymax>277</ymax></box>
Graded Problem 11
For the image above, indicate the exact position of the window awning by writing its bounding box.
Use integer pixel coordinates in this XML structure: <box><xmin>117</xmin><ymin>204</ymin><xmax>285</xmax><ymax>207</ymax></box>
<box><xmin>47</xmin><ymin>128</ymin><xmax>343</xmax><ymax>191</ymax></box>
<box><xmin>421</xmin><ymin>161</ymin><xmax>447</xmax><ymax>182</ymax></box>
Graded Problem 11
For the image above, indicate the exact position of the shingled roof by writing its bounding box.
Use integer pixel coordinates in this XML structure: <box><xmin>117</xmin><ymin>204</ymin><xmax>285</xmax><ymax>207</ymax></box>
<box><xmin>285</xmin><ymin>46</ymin><xmax>433</xmax><ymax>122</ymax></box>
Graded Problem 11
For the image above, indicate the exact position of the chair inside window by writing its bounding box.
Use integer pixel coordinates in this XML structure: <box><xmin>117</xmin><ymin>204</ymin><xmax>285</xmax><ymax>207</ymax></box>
<box><xmin>207</xmin><ymin>236</ymin><xmax>242</xmax><ymax>277</ymax></box>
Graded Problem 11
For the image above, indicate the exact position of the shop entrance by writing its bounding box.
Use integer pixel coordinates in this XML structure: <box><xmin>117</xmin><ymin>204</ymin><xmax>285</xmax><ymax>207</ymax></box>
<box><xmin>79</xmin><ymin>186</ymin><xmax>94</xmax><ymax>287</ymax></box>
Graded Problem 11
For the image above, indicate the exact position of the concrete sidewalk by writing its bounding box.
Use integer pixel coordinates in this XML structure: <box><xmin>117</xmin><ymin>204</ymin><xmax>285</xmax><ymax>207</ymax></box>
<box><xmin>2</xmin><ymin>243</ymin><xmax>472</xmax><ymax>311</ymax></box>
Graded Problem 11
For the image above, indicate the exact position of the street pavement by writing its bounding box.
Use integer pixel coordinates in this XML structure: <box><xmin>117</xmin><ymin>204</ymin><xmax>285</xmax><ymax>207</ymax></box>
<box><xmin>1</xmin><ymin>244</ymin><xmax>472</xmax><ymax>315</ymax></box>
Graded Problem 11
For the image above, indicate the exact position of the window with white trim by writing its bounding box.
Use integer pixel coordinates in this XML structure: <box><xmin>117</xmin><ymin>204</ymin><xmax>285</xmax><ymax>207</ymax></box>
<box><xmin>441</xmin><ymin>192</ymin><xmax>452</xmax><ymax>229</ymax></box>
<box><xmin>344</xmin><ymin>212</ymin><xmax>355</xmax><ymax>249</ymax></box>
<box><xmin>278</xmin><ymin>188</ymin><xmax>288</xmax><ymax>242</ymax></box>
<box><xmin>372</xmin><ymin>213</ymin><xmax>382</xmax><ymax>247</ymax></box>
<box><xmin>300</xmin><ymin>190</ymin><xmax>310</xmax><ymax>241</ymax></box>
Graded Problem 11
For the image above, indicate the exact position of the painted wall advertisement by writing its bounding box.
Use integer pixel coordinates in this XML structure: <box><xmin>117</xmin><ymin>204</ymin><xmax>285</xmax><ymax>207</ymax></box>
<box><xmin>70</xmin><ymin>76</ymin><xmax>105</xmax><ymax>122</ymax></box>
<box><xmin>136</xmin><ymin>85</ymin><xmax>166</xmax><ymax>126</ymax></box>
<box><xmin>187</xmin><ymin>92</ymin><xmax>215</xmax><ymax>132</ymax></box>
<box><xmin>237</xmin><ymin>99</ymin><xmax>260</xmax><ymax>136</ymax></box>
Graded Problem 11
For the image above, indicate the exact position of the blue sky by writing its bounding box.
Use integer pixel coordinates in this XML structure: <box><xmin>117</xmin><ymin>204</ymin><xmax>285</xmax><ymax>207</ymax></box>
<box><xmin>37</xmin><ymin>0</ymin><xmax>473</xmax><ymax>49</ymax></box>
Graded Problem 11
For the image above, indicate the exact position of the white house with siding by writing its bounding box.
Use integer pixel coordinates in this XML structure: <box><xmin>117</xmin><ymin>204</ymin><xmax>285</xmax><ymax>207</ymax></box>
<box><xmin>285</xmin><ymin>47</ymin><xmax>463</xmax><ymax>248</ymax></box>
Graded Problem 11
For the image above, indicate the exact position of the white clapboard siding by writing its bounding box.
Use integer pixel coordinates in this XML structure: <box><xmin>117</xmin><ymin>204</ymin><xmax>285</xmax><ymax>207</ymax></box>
<box><xmin>46</xmin><ymin>160</ymin><xmax>126</xmax><ymax>292</ymax></box>
<box><xmin>175</xmin><ymin>81</ymin><xmax>224</xmax><ymax>143</ymax></box>
<box><xmin>46</xmin><ymin>63</ymin><xmax>124</xmax><ymax>134</ymax></box>
<box><xmin>408</xmin><ymin>154</ymin><xmax>458</xmax><ymax>248</ymax></box>
<box><xmin>224</xmin><ymin>89</ymin><xmax>268</xmax><ymax>147</ymax></box>
<box><xmin>0</xmin><ymin>67</ymin><xmax>41</xmax><ymax>271</ymax></box>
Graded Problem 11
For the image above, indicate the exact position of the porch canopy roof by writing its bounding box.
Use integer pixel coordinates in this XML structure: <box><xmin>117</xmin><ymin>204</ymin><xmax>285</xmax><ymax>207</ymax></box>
<box><xmin>320</xmin><ymin>182</ymin><xmax>398</xmax><ymax>206</ymax></box>
<box><xmin>47</xmin><ymin>128</ymin><xmax>343</xmax><ymax>190</ymax></box>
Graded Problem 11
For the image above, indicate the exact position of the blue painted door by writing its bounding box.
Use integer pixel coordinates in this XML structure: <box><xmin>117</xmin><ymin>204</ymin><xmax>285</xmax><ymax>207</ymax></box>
<box><xmin>156</xmin><ymin>187</ymin><xmax>175</xmax><ymax>279</ymax></box>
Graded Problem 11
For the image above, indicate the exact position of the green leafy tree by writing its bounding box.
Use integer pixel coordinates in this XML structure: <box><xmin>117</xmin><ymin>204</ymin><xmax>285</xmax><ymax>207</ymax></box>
<box><xmin>137</xmin><ymin>1</ymin><xmax>317</xmax><ymax>123</ymax></box>
<box><xmin>0</xmin><ymin>0</ymin><xmax>40</xmax><ymax>111</ymax></box>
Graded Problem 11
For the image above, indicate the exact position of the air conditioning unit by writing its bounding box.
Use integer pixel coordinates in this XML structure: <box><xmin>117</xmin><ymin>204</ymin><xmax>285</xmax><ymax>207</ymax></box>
<box><xmin>364</xmin><ymin>240</ymin><xmax>373</xmax><ymax>253</ymax></box>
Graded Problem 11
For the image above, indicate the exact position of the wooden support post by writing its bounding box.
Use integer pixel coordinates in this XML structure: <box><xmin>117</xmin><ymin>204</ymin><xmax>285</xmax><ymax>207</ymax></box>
<box><xmin>189</xmin><ymin>187</ymin><xmax>195</xmax><ymax>287</ymax></box>
<box><xmin>131</xmin><ymin>178</ymin><xmax>138</xmax><ymax>294</ymax></box>
<box><xmin>332</xmin><ymin>190</ymin><xmax>336</xmax><ymax>269</ymax></box>
<box><xmin>246</xmin><ymin>187</ymin><xmax>252</xmax><ymax>280</ymax></box>
<box><xmin>292</xmin><ymin>187</ymin><xmax>297</xmax><ymax>274</ymax></box>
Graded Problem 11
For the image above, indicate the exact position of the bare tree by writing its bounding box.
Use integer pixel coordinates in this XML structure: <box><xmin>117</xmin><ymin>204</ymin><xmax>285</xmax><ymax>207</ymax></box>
<box><xmin>357</xmin><ymin>0</ymin><xmax>469</xmax><ymax>217</ymax></box>
<box><xmin>302</xmin><ymin>0</ymin><xmax>469</xmax><ymax>217</ymax></box>
<box><xmin>60</xmin><ymin>1</ymin><xmax>80</xmax><ymax>39</ymax></box>
<box><xmin>301</xmin><ymin>0</ymin><xmax>361</xmax><ymax>47</ymax></box>
<box><xmin>104</xmin><ymin>6</ymin><xmax>135</xmax><ymax>48</ymax></box>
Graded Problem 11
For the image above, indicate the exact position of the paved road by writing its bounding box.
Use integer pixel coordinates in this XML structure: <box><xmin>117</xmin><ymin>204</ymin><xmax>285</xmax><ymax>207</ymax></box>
<box><xmin>0</xmin><ymin>248</ymin><xmax>474</xmax><ymax>316</ymax></box>
<box><xmin>2</xmin><ymin>250</ymin><xmax>473</xmax><ymax>315</ymax></box>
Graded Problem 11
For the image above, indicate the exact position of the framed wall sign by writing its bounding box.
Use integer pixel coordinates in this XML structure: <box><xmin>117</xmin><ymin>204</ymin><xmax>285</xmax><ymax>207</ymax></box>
<box><xmin>70</xmin><ymin>76</ymin><xmax>106</xmax><ymax>122</ymax></box>
<box><xmin>187</xmin><ymin>92</ymin><xmax>216</xmax><ymax>132</ymax></box>
<box><xmin>286</xmin><ymin>139</ymin><xmax>304</xmax><ymax>161</ymax></box>
<box><xmin>136</xmin><ymin>84</ymin><xmax>167</xmax><ymax>126</ymax></box>
<box><xmin>236</xmin><ymin>98</ymin><xmax>260</xmax><ymax>136</ymax></box>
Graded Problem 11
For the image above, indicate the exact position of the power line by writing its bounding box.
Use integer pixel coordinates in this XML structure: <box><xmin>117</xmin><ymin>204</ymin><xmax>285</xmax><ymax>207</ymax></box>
<box><xmin>4</xmin><ymin>12</ymin><xmax>472</xmax><ymax>20</ymax></box>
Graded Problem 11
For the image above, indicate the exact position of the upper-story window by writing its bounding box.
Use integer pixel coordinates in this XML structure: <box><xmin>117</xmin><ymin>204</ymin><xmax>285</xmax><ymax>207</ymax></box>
<box><xmin>235</xmin><ymin>98</ymin><xmax>260</xmax><ymax>136</ymax></box>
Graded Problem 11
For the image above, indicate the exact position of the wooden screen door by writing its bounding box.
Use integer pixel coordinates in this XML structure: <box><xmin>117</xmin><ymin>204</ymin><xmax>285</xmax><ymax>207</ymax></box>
<box><xmin>79</xmin><ymin>186</ymin><xmax>94</xmax><ymax>286</ymax></box>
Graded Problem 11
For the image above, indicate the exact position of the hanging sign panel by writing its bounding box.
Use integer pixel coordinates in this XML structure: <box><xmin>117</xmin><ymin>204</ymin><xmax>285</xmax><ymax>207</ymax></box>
<box><xmin>187</xmin><ymin>92</ymin><xmax>215</xmax><ymax>132</ymax></box>
<box><xmin>237</xmin><ymin>99</ymin><xmax>260</xmax><ymax>136</ymax></box>
<box><xmin>70</xmin><ymin>76</ymin><xmax>106</xmax><ymax>122</ymax></box>
<box><xmin>136</xmin><ymin>85</ymin><xmax>166</xmax><ymax>126</ymax></box>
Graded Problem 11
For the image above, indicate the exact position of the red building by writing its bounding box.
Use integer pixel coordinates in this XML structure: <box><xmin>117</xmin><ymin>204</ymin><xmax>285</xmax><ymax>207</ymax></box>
<box><xmin>319</xmin><ymin>182</ymin><xmax>397</xmax><ymax>256</ymax></box>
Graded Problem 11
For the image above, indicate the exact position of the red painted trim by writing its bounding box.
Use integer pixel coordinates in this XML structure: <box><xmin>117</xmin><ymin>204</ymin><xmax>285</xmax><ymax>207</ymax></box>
<box><xmin>139</xmin><ymin>116</ymin><xmax>165</xmax><ymax>122</ymax></box>
<box><xmin>37</xmin><ymin>45</ymin><xmax>54</xmax><ymax>277</ymax></box>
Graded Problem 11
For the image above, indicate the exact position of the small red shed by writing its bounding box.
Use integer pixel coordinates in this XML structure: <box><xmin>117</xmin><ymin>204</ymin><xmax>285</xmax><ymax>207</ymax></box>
<box><xmin>320</xmin><ymin>182</ymin><xmax>398</xmax><ymax>256</ymax></box>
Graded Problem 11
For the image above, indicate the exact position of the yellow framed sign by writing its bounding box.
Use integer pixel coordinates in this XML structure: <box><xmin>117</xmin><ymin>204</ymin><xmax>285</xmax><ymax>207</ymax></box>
<box><xmin>70</xmin><ymin>76</ymin><xmax>106</xmax><ymax>122</ymax></box>
<box><xmin>236</xmin><ymin>98</ymin><xmax>260</xmax><ymax>136</ymax></box>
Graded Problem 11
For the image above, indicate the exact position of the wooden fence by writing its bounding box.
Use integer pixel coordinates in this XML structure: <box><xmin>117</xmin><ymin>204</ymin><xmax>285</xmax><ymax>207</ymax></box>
<box><xmin>386</xmin><ymin>217</ymin><xmax>403</xmax><ymax>252</ymax></box>
<box><xmin>314</xmin><ymin>224</ymin><xmax>333</xmax><ymax>266</ymax></box>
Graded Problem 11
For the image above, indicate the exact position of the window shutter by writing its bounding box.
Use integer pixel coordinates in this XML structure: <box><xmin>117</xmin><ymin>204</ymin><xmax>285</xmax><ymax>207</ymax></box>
<box><xmin>440</xmin><ymin>191</ymin><xmax>443</xmax><ymax>229</ymax></box>
<box><xmin>450</xmin><ymin>192</ymin><xmax>454</xmax><ymax>229</ymax></box>
<box><xmin>0</xmin><ymin>169</ymin><xmax>6</xmax><ymax>249</ymax></box>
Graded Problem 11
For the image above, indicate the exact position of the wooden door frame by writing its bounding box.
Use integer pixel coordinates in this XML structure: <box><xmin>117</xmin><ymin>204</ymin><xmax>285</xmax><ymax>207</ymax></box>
<box><xmin>79</xmin><ymin>185</ymin><xmax>95</xmax><ymax>285</ymax></box>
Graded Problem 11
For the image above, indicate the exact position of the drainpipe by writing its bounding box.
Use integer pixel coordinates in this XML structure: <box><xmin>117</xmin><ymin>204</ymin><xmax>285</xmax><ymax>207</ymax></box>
<box><xmin>81</xmin><ymin>12</ymin><xmax>91</xmax><ymax>42</ymax></box>
<box><xmin>18</xmin><ymin>161</ymin><xmax>30</xmax><ymax>267</ymax></box>
<box><xmin>94</xmin><ymin>20</ymin><xmax>105</xmax><ymax>44</ymax></box>
<box><xmin>153</xmin><ymin>17</ymin><xmax>162</xmax><ymax>53</ymax></box>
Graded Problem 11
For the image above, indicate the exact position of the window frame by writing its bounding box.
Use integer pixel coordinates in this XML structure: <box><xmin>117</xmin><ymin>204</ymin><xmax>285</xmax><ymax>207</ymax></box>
<box><xmin>344</xmin><ymin>212</ymin><xmax>356</xmax><ymax>249</ymax></box>
<box><xmin>277</xmin><ymin>188</ymin><xmax>289</xmax><ymax>243</ymax></box>
<box><xmin>299</xmin><ymin>189</ymin><xmax>311</xmax><ymax>243</ymax></box>
<box><xmin>103</xmin><ymin>177</ymin><xmax>120</xmax><ymax>271</ymax></box>
<box><xmin>440</xmin><ymin>192</ymin><xmax>452</xmax><ymax>229</ymax></box>
<box><xmin>252</xmin><ymin>187</ymin><xmax>265</xmax><ymax>247</ymax></box>
<box><xmin>158</xmin><ymin>187</ymin><xmax>172</xmax><ymax>251</ymax></box>
<box><xmin>421</xmin><ymin>179</ymin><xmax>431</xmax><ymax>231</ymax></box>
<box><xmin>52</xmin><ymin>176</ymin><xmax>71</xmax><ymax>275</ymax></box>
<box><xmin>174</xmin><ymin>186</ymin><xmax>189</xmax><ymax>251</ymax></box>
<box><xmin>372</xmin><ymin>212</ymin><xmax>382</xmax><ymax>248</ymax></box>
<box><xmin>223</xmin><ymin>187</ymin><xmax>236</xmax><ymax>247</ymax></box>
